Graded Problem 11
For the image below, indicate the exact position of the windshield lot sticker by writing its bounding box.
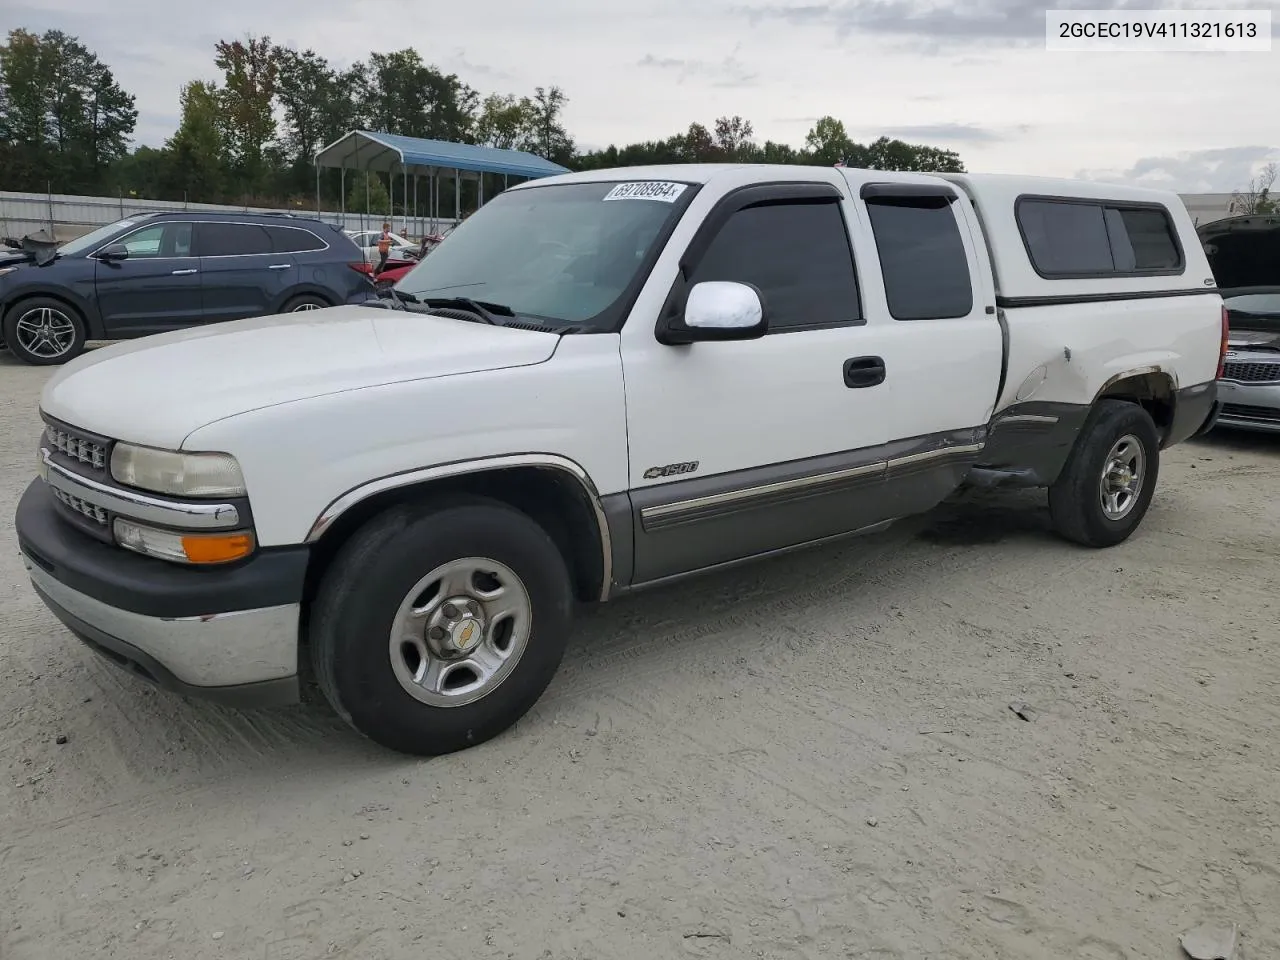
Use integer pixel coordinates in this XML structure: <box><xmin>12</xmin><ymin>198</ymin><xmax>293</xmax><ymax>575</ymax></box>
<box><xmin>603</xmin><ymin>181</ymin><xmax>687</xmax><ymax>203</ymax></box>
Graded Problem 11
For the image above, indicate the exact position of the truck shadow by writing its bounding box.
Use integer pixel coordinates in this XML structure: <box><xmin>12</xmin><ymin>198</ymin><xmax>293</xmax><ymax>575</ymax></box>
<box><xmin>913</xmin><ymin>488</ymin><xmax>1051</xmax><ymax>545</ymax></box>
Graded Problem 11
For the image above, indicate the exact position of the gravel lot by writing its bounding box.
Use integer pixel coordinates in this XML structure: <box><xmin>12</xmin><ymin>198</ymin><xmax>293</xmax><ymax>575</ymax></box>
<box><xmin>2</xmin><ymin>349</ymin><xmax>1278</xmax><ymax>960</ymax></box>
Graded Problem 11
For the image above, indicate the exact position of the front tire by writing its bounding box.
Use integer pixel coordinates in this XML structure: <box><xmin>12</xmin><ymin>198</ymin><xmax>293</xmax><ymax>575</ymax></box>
<box><xmin>2</xmin><ymin>298</ymin><xmax>87</xmax><ymax>365</ymax></box>
<box><xmin>310</xmin><ymin>496</ymin><xmax>575</xmax><ymax>756</ymax></box>
<box><xmin>1048</xmin><ymin>400</ymin><xmax>1160</xmax><ymax>547</ymax></box>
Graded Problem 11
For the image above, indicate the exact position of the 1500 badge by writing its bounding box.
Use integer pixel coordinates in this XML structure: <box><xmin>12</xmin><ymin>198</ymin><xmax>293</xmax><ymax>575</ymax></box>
<box><xmin>643</xmin><ymin>461</ymin><xmax>700</xmax><ymax>480</ymax></box>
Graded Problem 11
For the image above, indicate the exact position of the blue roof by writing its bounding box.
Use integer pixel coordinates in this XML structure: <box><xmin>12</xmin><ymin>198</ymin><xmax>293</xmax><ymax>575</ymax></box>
<box><xmin>314</xmin><ymin>130</ymin><xmax>570</xmax><ymax>179</ymax></box>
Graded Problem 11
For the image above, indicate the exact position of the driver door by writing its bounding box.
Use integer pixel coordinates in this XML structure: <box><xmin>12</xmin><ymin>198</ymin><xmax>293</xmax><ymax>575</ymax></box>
<box><xmin>93</xmin><ymin>221</ymin><xmax>203</xmax><ymax>337</ymax></box>
<box><xmin>619</xmin><ymin>179</ymin><xmax>894</xmax><ymax>585</ymax></box>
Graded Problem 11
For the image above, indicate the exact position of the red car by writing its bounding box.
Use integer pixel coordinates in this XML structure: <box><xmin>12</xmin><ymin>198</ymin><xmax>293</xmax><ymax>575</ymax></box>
<box><xmin>365</xmin><ymin>230</ymin><xmax>452</xmax><ymax>295</ymax></box>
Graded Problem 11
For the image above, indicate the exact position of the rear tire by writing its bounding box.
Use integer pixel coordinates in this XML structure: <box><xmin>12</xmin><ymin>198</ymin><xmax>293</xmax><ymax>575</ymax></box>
<box><xmin>310</xmin><ymin>495</ymin><xmax>575</xmax><ymax>756</ymax></box>
<box><xmin>281</xmin><ymin>294</ymin><xmax>330</xmax><ymax>313</ymax></box>
<box><xmin>2</xmin><ymin>297</ymin><xmax>87</xmax><ymax>365</ymax></box>
<box><xmin>1048</xmin><ymin>400</ymin><xmax>1160</xmax><ymax>548</ymax></box>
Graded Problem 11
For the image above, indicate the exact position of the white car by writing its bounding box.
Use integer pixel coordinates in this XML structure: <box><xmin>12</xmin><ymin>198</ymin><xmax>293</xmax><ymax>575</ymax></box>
<box><xmin>345</xmin><ymin>228</ymin><xmax>418</xmax><ymax>264</ymax></box>
<box><xmin>17</xmin><ymin>164</ymin><xmax>1225</xmax><ymax>757</ymax></box>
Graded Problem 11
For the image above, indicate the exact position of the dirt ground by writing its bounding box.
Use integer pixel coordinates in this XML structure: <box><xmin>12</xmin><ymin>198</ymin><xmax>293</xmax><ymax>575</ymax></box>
<box><xmin>1</xmin><ymin>350</ymin><xmax>1277</xmax><ymax>960</ymax></box>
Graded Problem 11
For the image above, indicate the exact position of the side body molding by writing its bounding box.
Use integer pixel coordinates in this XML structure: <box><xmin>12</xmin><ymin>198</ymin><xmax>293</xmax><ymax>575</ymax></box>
<box><xmin>305</xmin><ymin>454</ymin><xmax>615</xmax><ymax>602</ymax></box>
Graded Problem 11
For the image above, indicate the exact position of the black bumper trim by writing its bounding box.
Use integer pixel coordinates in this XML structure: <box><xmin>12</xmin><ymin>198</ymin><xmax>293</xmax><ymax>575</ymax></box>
<box><xmin>16</xmin><ymin>478</ymin><xmax>309</xmax><ymax>619</ymax></box>
<box><xmin>35</xmin><ymin>582</ymin><xmax>299</xmax><ymax>708</ymax></box>
<box><xmin>1166</xmin><ymin>381</ymin><xmax>1219</xmax><ymax>447</ymax></box>
<box><xmin>974</xmin><ymin>400</ymin><xmax>1091</xmax><ymax>487</ymax></box>
<box><xmin>1192</xmin><ymin>401</ymin><xmax>1223</xmax><ymax>438</ymax></box>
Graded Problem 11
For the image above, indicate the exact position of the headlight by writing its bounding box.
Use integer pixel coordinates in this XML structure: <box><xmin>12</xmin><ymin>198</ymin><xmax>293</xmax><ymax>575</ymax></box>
<box><xmin>110</xmin><ymin>443</ymin><xmax>246</xmax><ymax>498</ymax></box>
<box><xmin>114</xmin><ymin>518</ymin><xmax>255</xmax><ymax>564</ymax></box>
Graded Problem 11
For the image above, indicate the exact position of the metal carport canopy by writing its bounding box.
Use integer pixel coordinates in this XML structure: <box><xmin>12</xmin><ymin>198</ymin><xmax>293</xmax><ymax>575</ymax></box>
<box><xmin>314</xmin><ymin>130</ymin><xmax>570</xmax><ymax>179</ymax></box>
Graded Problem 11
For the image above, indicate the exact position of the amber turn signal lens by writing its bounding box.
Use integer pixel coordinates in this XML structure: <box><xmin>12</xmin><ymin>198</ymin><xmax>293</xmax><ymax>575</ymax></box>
<box><xmin>181</xmin><ymin>532</ymin><xmax>256</xmax><ymax>564</ymax></box>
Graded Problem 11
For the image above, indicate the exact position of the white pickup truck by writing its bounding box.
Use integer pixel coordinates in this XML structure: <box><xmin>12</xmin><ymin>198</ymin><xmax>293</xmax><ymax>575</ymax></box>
<box><xmin>16</xmin><ymin>164</ymin><xmax>1226</xmax><ymax>755</ymax></box>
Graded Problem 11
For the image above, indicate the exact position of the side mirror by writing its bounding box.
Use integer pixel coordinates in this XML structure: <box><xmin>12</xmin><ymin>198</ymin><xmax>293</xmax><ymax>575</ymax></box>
<box><xmin>97</xmin><ymin>243</ymin><xmax>129</xmax><ymax>262</ymax></box>
<box><xmin>660</xmin><ymin>280</ymin><xmax>768</xmax><ymax>345</ymax></box>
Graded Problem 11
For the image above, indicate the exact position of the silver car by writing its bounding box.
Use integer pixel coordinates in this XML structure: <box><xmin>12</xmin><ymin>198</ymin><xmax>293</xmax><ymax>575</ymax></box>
<box><xmin>1218</xmin><ymin>292</ymin><xmax>1280</xmax><ymax>432</ymax></box>
<box><xmin>1198</xmin><ymin>214</ymin><xmax>1280</xmax><ymax>432</ymax></box>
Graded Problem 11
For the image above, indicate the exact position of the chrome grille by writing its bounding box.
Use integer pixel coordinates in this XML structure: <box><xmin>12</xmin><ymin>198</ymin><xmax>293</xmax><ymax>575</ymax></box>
<box><xmin>45</xmin><ymin>423</ymin><xmax>107</xmax><ymax>470</ymax></box>
<box><xmin>52</xmin><ymin>486</ymin><xmax>109</xmax><ymax>525</ymax></box>
<box><xmin>1222</xmin><ymin>360</ymin><xmax>1280</xmax><ymax>384</ymax></box>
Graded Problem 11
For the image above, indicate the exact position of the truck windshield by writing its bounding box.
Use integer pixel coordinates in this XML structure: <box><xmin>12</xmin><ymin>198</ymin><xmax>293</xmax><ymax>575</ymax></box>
<box><xmin>394</xmin><ymin>180</ymin><xmax>696</xmax><ymax>330</ymax></box>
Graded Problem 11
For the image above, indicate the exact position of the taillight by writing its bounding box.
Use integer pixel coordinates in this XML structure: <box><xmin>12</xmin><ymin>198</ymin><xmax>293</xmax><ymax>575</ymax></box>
<box><xmin>1217</xmin><ymin>304</ymin><xmax>1229</xmax><ymax>379</ymax></box>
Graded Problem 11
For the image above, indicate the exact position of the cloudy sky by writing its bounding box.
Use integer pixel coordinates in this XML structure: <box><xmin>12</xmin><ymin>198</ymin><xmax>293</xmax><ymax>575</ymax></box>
<box><xmin>8</xmin><ymin>0</ymin><xmax>1279</xmax><ymax>192</ymax></box>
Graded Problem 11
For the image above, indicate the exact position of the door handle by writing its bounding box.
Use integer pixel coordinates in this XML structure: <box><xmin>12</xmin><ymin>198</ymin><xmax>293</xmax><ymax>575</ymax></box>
<box><xmin>843</xmin><ymin>356</ymin><xmax>886</xmax><ymax>388</ymax></box>
<box><xmin>170</xmin><ymin>268</ymin><xmax>197</xmax><ymax>276</ymax></box>
<box><xmin>267</xmin><ymin>263</ymin><xmax>291</xmax><ymax>270</ymax></box>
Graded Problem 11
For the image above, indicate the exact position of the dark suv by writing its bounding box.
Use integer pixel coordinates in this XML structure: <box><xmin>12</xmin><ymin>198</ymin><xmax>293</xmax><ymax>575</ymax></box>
<box><xmin>0</xmin><ymin>212</ymin><xmax>373</xmax><ymax>365</ymax></box>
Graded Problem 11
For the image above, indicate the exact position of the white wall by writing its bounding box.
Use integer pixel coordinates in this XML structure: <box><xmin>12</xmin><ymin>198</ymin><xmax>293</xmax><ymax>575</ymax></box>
<box><xmin>0</xmin><ymin>190</ymin><xmax>457</xmax><ymax>242</ymax></box>
<box><xmin>1179</xmin><ymin>193</ymin><xmax>1239</xmax><ymax>226</ymax></box>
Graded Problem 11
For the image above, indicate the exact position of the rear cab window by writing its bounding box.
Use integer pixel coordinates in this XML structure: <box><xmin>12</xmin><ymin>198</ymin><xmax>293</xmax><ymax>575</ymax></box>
<box><xmin>865</xmin><ymin>195</ymin><xmax>974</xmax><ymax>320</ymax></box>
<box><xmin>1016</xmin><ymin>197</ymin><xmax>1183</xmax><ymax>278</ymax></box>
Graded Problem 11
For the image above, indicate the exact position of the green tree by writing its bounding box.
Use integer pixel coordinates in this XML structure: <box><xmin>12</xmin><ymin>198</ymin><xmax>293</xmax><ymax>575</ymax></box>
<box><xmin>105</xmin><ymin>145</ymin><xmax>172</xmax><ymax>200</ymax></box>
<box><xmin>0</xmin><ymin>29</ymin><xmax>51</xmax><ymax>188</ymax></box>
<box><xmin>360</xmin><ymin>50</ymin><xmax>476</xmax><ymax>142</ymax></box>
<box><xmin>345</xmin><ymin>170</ymin><xmax>391</xmax><ymax>215</ymax></box>
<box><xmin>274</xmin><ymin>47</ymin><xmax>360</xmax><ymax>163</ymax></box>
<box><xmin>804</xmin><ymin>116</ymin><xmax>854</xmax><ymax>165</ymax></box>
<box><xmin>757</xmin><ymin>140</ymin><xmax>802</xmax><ymax>164</ymax></box>
<box><xmin>214</xmin><ymin>35</ymin><xmax>279</xmax><ymax>193</ymax></box>
<box><xmin>272</xmin><ymin>46</ymin><xmax>361</xmax><ymax>200</ymax></box>
<box><xmin>0</xmin><ymin>29</ymin><xmax>52</xmax><ymax>149</ymax></box>
<box><xmin>164</xmin><ymin>80</ymin><xmax>227</xmax><ymax>201</ymax></box>
<box><xmin>474</xmin><ymin>93</ymin><xmax>537</xmax><ymax>151</ymax></box>
<box><xmin>78</xmin><ymin>53</ymin><xmax>138</xmax><ymax>177</ymax></box>
<box><xmin>713</xmin><ymin>115</ymin><xmax>755</xmax><ymax>161</ymax></box>
<box><xmin>0</xmin><ymin>28</ymin><xmax>135</xmax><ymax>192</ymax></box>
<box><xmin>864</xmin><ymin>136</ymin><xmax>963</xmax><ymax>173</ymax></box>
<box><xmin>680</xmin><ymin>121</ymin><xmax>717</xmax><ymax>161</ymax></box>
<box><xmin>529</xmin><ymin>86</ymin><xmax>573</xmax><ymax>164</ymax></box>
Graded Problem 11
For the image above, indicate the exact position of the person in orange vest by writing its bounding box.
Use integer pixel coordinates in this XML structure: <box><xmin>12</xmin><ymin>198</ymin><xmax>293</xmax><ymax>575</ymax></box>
<box><xmin>375</xmin><ymin>222</ymin><xmax>392</xmax><ymax>275</ymax></box>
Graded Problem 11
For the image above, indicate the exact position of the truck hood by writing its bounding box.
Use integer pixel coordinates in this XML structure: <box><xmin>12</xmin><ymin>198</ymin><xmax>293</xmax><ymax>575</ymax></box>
<box><xmin>41</xmin><ymin>304</ymin><xmax>560</xmax><ymax>449</ymax></box>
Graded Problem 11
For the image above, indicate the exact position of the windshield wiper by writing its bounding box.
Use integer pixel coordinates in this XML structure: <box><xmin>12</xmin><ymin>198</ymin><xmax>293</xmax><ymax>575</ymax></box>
<box><xmin>417</xmin><ymin>295</ymin><xmax>515</xmax><ymax>325</ymax></box>
<box><xmin>390</xmin><ymin>290</ymin><xmax>580</xmax><ymax>333</ymax></box>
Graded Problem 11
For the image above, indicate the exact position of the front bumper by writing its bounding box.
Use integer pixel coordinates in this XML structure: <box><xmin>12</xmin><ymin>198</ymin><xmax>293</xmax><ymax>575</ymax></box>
<box><xmin>16</xmin><ymin>479</ymin><xmax>308</xmax><ymax>707</ymax></box>
<box><xmin>1215</xmin><ymin>379</ymin><xmax>1280</xmax><ymax>433</ymax></box>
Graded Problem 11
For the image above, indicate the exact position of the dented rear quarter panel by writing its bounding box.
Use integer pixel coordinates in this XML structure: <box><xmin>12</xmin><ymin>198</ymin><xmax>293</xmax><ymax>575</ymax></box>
<box><xmin>944</xmin><ymin>173</ymin><xmax>1223</xmax><ymax>411</ymax></box>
